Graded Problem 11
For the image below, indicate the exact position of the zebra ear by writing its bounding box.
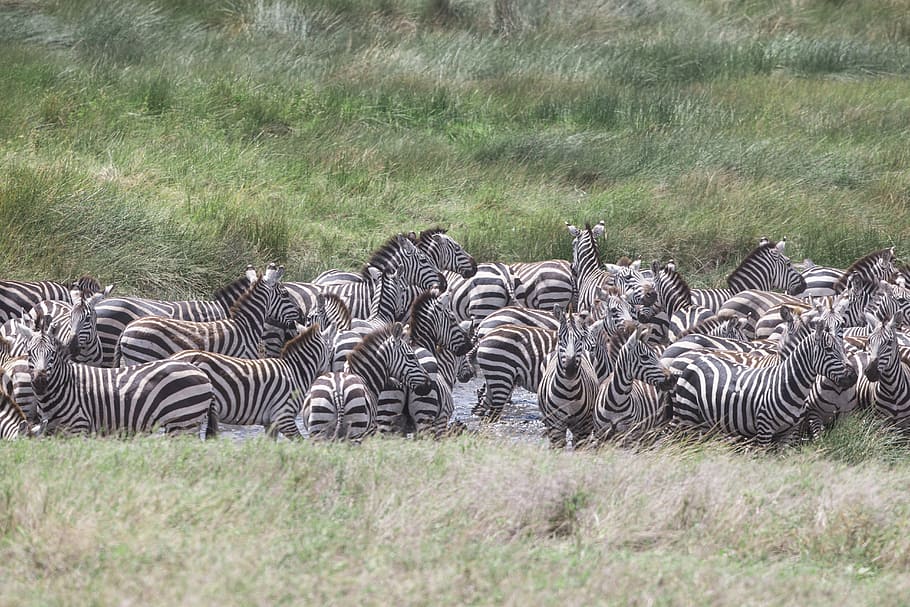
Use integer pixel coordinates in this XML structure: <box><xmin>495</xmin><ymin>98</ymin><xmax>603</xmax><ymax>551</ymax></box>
<box><xmin>779</xmin><ymin>306</ymin><xmax>792</xmax><ymax>322</ymax></box>
<box><xmin>565</xmin><ymin>221</ymin><xmax>581</xmax><ymax>239</ymax></box>
<box><xmin>245</xmin><ymin>266</ymin><xmax>258</xmax><ymax>283</ymax></box>
<box><xmin>865</xmin><ymin>311</ymin><xmax>881</xmax><ymax>329</ymax></box>
<box><xmin>776</xmin><ymin>238</ymin><xmax>787</xmax><ymax>253</ymax></box>
<box><xmin>665</xmin><ymin>259</ymin><xmax>677</xmax><ymax>273</ymax></box>
<box><xmin>68</xmin><ymin>288</ymin><xmax>82</xmax><ymax>305</ymax></box>
<box><xmin>591</xmin><ymin>220</ymin><xmax>606</xmax><ymax>239</ymax></box>
<box><xmin>759</xmin><ymin>236</ymin><xmax>769</xmax><ymax>246</ymax></box>
<box><xmin>650</xmin><ymin>260</ymin><xmax>660</xmax><ymax>275</ymax></box>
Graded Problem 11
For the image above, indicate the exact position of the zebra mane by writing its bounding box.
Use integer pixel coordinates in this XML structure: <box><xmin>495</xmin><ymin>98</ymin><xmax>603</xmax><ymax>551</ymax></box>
<box><xmin>408</xmin><ymin>289</ymin><xmax>438</xmax><ymax>330</ymax></box>
<box><xmin>318</xmin><ymin>292</ymin><xmax>352</xmax><ymax>331</ymax></box>
<box><xmin>413</xmin><ymin>227</ymin><xmax>448</xmax><ymax>247</ymax></box>
<box><xmin>279</xmin><ymin>324</ymin><xmax>320</xmax><ymax>359</ymax></box>
<box><xmin>212</xmin><ymin>273</ymin><xmax>252</xmax><ymax>305</ymax></box>
<box><xmin>360</xmin><ymin>234</ymin><xmax>409</xmax><ymax>279</ymax></box>
<box><xmin>72</xmin><ymin>275</ymin><xmax>102</xmax><ymax>296</ymax></box>
<box><xmin>726</xmin><ymin>242</ymin><xmax>777</xmax><ymax>287</ymax></box>
<box><xmin>606</xmin><ymin>323</ymin><xmax>635</xmax><ymax>360</ymax></box>
<box><xmin>350</xmin><ymin>324</ymin><xmax>398</xmax><ymax>359</ymax></box>
<box><xmin>227</xmin><ymin>274</ymin><xmax>263</xmax><ymax>319</ymax></box>
<box><xmin>834</xmin><ymin>247</ymin><xmax>895</xmax><ymax>293</ymax></box>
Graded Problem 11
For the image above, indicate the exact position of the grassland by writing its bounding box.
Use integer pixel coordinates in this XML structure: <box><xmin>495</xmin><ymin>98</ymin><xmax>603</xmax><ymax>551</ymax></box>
<box><xmin>3</xmin><ymin>0</ymin><xmax>910</xmax><ymax>604</ymax></box>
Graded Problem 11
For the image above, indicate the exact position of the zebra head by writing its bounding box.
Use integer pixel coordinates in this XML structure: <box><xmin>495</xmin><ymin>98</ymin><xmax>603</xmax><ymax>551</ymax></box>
<box><xmin>592</xmin><ymin>292</ymin><xmax>634</xmax><ymax>331</ymax></box>
<box><xmin>727</xmin><ymin>238</ymin><xmax>807</xmax><ymax>295</ymax></box>
<box><xmin>262</xmin><ymin>264</ymin><xmax>302</xmax><ymax>328</ymax></box>
<box><xmin>554</xmin><ymin>305</ymin><xmax>587</xmax><ymax>378</ymax></box>
<box><xmin>616</xmin><ymin>325</ymin><xmax>673</xmax><ymax>390</ymax></box>
<box><xmin>382</xmin><ymin>323</ymin><xmax>432</xmax><ymax>396</ymax></box>
<box><xmin>18</xmin><ymin>314</ymin><xmax>64</xmax><ymax>399</ymax></box>
<box><xmin>872</xmin><ymin>280</ymin><xmax>910</xmax><ymax>329</ymax></box>
<box><xmin>863</xmin><ymin>314</ymin><xmax>899</xmax><ymax>383</ymax></box>
<box><xmin>305</xmin><ymin>292</ymin><xmax>352</xmax><ymax>333</ymax></box>
<box><xmin>809</xmin><ymin>324</ymin><xmax>857</xmax><ymax>388</ymax></box>
<box><xmin>67</xmin><ymin>284</ymin><xmax>113</xmax><ymax>359</ymax></box>
<box><xmin>566</xmin><ymin>220</ymin><xmax>606</xmax><ymax>279</ymax></box>
<box><xmin>408</xmin><ymin>288</ymin><xmax>472</xmax><ymax>356</ymax></box>
<box><xmin>390</xmin><ymin>234</ymin><xmax>446</xmax><ymax>292</ymax></box>
<box><xmin>411</xmin><ymin>228</ymin><xmax>477</xmax><ymax>279</ymax></box>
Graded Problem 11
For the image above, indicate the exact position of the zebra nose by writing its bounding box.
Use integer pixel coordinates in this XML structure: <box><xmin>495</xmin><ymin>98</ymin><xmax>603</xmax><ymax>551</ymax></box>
<box><xmin>788</xmin><ymin>275</ymin><xmax>808</xmax><ymax>296</ymax></box>
<box><xmin>454</xmin><ymin>340</ymin><xmax>473</xmax><ymax>357</ymax></box>
<box><xmin>31</xmin><ymin>372</ymin><xmax>48</xmax><ymax>394</ymax></box>
<box><xmin>863</xmin><ymin>360</ymin><xmax>880</xmax><ymax>383</ymax></box>
<box><xmin>462</xmin><ymin>258</ymin><xmax>478</xmax><ymax>278</ymax></box>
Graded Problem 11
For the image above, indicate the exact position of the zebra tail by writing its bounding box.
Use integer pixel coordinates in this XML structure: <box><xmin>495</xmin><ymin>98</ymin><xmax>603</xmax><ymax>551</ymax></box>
<box><xmin>332</xmin><ymin>391</ymin><xmax>346</xmax><ymax>441</ymax></box>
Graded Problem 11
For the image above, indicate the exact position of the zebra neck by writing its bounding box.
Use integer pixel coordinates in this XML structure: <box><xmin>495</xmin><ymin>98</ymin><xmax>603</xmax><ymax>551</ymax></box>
<box><xmin>40</xmin><ymin>362</ymin><xmax>91</xmax><ymax>433</ymax></box>
<box><xmin>777</xmin><ymin>337</ymin><xmax>823</xmax><ymax>396</ymax></box>
<box><xmin>727</xmin><ymin>253</ymin><xmax>775</xmax><ymax>293</ymax></box>
<box><xmin>231</xmin><ymin>283</ymin><xmax>269</xmax><ymax>336</ymax></box>
<box><xmin>346</xmin><ymin>346</ymin><xmax>389</xmax><ymax>398</ymax></box>
<box><xmin>572</xmin><ymin>241</ymin><xmax>600</xmax><ymax>282</ymax></box>
<box><xmin>877</xmin><ymin>344</ymin><xmax>910</xmax><ymax>398</ymax></box>
<box><xmin>604</xmin><ymin>349</ymin><xmax>638</xmax><ymax>411</ymax></box>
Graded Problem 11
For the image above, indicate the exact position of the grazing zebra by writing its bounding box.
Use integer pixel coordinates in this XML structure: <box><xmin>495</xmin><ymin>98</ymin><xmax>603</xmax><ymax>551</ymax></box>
<box><xmin>594</xmin><ymin>325</ymin><xmax>674</xmax><ymax>442</ymax></box>
<box><xmin>302</xmin><ymin>323</ymin><xmax>432</xmax><ymax>442</ymax></box>
<box><xmin>171</xmin><ymin>323</ymin><xmax>336</xmax><ymax>439</ymax></box>
<box><xmin>95</xmin><ymin>270</ymin><xmax>253</xmax><ymax>367</ymax></box>
<box><xmin>2</xmin><ymin>285</ymin><xmax>115</xmax><ymax>365</ymax></box>
<box><xmin>473</xmin><ymin>323</ymin><xmax>557</xmax><ymax>421</ymax></box>
<box><xmin>0</xmin><ymin>276</ymin><xmax>101</xmax><ymax>324</ymax></box>
<box><xmin>537</xmin><ymin>307</ymin><xmax>599</xmax><ymax>449</ymax></box>
<box><xmin>690</xmin><ymin>238</ymin><xmax>807</xmax><ymax>311</ymax></box>
<box><xmin>567</xmin><ymin>221</ymin><xmax>615</xmax><ymax>314</ymax></box>
<box><xmin>861</xmin><ymin>314</ymin><xmax>910</xmax><ymax>429</ymax></box>
<box><xmin>671</xmin><ymin>322</ymin><xmax>857</xmax><ymax>446</ymax></box>
<box><xmin>376</xmin><ymin>290</ymin><xmax>473</xmax><ymax>436</ymax></box>
<box><xmin>410</xmin><ymin>227</ymin><xmax>477</xmax><ymax>278</ymax></box>
<box><xmin>511</xmin><ymin>259</ymin><xmax>575</xmax><ymax>312</ymax></box>
<box><xmin>19</xmin><ymin>320</ymin><xmax>213</xmax><ymax>436</ymax></box>
<box><xmin>117</xmin><ymin>265</ymin><xmax>300</xmax><ymax>366</ymax></box>
<box><xmin>318</xmin><ymin>234</ymin><xmax>445</xmax><ymax>319</ymax></box>
<box><xmin>441</xmin><ymin>262</ymin><xmax>518</xmax><ymax>322</ymax></box>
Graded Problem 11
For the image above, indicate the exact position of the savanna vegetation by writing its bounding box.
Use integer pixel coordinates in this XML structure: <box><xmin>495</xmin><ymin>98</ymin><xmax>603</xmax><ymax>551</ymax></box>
<box><xmin>3</xmin><ymin>0</ymin><xmax>910</xmax><ymax>604</ymax></box>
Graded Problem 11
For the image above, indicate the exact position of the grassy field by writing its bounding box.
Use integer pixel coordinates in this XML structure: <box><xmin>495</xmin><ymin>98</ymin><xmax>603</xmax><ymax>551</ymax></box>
<box><xmin>3</xmin><ymin>0</ymin><xmax>910</xmax><ymax>604</ymax></box>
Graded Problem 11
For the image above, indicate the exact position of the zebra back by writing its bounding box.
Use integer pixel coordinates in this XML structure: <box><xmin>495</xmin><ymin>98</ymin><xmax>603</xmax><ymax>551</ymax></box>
<box><xmin>510</xmin><ymin>259</ymin><xmax>574</xmax><ymax>312</ymax></box>
<box><xmin>0</xmin><ymin>279</ymin><xmax>71</xmax><ymax>323</ymax></box>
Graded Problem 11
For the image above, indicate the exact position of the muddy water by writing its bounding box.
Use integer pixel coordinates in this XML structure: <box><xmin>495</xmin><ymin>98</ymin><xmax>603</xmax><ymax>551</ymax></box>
<box><xmin>219</xmin><ymin>377</ymin><xmax>546</xmax><ymax>443</ymax></box>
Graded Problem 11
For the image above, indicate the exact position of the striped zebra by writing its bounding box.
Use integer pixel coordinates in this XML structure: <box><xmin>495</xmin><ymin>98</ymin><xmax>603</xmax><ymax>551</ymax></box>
<box><xmin>410</xmin><ymin>227</ymin><xmax>477</xmax><ymax>278</ymax></box>
<box><xmin>171</xmin><ymin>323</ymin><xmax>336</xmax><ymax>439</ymax></box>
<box><xmin>690</xmin><ymin>238</ymin><xmax>807</xmax><ymax>312</ymax></box>
<box><xmin>634</xmin><ymin>260</ymin><xmax>692</xmax><ymax>345</ymax></box>
<box><xmin>261</xmin><ymin>291</ymin><xmax>351</xmax><ymax>358</ymax></box>
<box><xmin>511</xmin><ymin>259</ymin><xmax>575</xmax><ymax>312</ymax></box>
<box><xmin>0</xmin><ymin>391</ymin><xmax>44</xmax><ymax>439</ymax></box>
<box><xmin>2</xmin><ymin>285</ymin><xmax>115</xmax><ymax>365</ymax></box>
<box><xmin>537</xmin><ymin>307</ymin><xmax>599</xmax><ymax>449</ymax></box>
<box><xmin>117</xmin><ymin>264</ymin><xmax>300</xmax><ymax>366</ymax></box>
<box><xmin>475</xmin><ymin>305</ymin><xmax>562</xmax><ymax>341</ymax></box>
<box><xmin>95</xmin><ymin>270</ymin><xmax>253</xmax><ymax>367</ymax></box>
<box><xmin>318</xmin><ymin>234</ymin><xmax>445</xmax><ymax>319</ymax></box>
<box><xmin>441</xmin><ymin>262</ymin><xmax>518</xmax><ymax>322</ymax></box>
<box><xmin>375</xmin><ymin>289</ymin><xmax>473</xmax><ymax>436</ymax></box>
<box><xmin>19</xmin><ymin>319</ymin><xmax>213</xmax><ymax>436</ymax></box>
<box><xmin>671</xmin><ymin>322</ymin><xmax>857</xmax><ymax>447</ymax></box>
<box><xmin>302</xmin><ymin>323</ymin><xmax>432</xmax><ymax>442</ymax></box>
<box><xmin>473</xmin><ymin>324</ymin><xmax>557</xmax><ymax>421</ymax></box>
<box><xmin>594</xmin><ymin>325</ymin><xmax>674</xmax><ymax>442</ymax></box>
<box><xmin>567</xmin><ymin>221</ymin><xmax>615</xmax><ymax>314</ymax></box>
<box><xmin>861</xmin><ymin>314</ymin><xmax>910</xmax><ymax>429</ymax></box>
<box><xmin>0</xmin><ymin>276</ymin><xmax>101</xmax><ymax>323</ymax></box>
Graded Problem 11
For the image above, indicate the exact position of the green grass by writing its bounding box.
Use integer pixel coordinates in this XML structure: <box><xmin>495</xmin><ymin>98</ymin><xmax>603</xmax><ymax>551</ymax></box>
<box><xmin>3</xmin><ymin>428</ymin><xmax>910</xmax><ymax>606</ymax></box>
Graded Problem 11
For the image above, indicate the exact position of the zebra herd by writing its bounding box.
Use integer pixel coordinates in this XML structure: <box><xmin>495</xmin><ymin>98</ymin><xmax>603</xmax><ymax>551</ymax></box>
<box><xmin>0</xmin><ymin>223</ymin><xmax>908</xmax><ymax>449</ymax></box>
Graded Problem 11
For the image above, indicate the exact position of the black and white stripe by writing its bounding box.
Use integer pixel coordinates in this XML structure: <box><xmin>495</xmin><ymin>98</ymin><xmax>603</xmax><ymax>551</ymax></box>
<box><xmin>171</xmin><ymin>323</ymin><xmax>335</xmax><ymax>439</ymax></box>
<box><xmin>567</xmin><ymin>221</ymin><xmax>614</xmax><ymax>314</ymax></box>
<box><xmin>302</xmin><ymin>323</ymin><xmax>432</xmax><ymax>442</ymax></box>
<box><xmin>20</xmin><ymin>320</ymin><xmax>213</xmax><ymax>436</ymax></box>
<box><xmin>410</xmin><ymin>227</ymin><xmax>477</xmax><ymax>278</ymax></box>
<box><xmin>511</xmin><ymin>259</ymin><xmax>575</xmax><ymax>312</ymax></box>
<box><xmin>441</xmin><ymin>262</ymin><xmax>518</xmax><ymax>322</ymax></box>
<box><xmin>862</xmin><ymin>314</ymin><xmax>910</xmax><ymax>429</ymax></box>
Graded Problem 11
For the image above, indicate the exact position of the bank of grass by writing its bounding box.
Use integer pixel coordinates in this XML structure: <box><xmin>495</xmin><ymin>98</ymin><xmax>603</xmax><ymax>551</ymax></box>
<box><xmin>2</xmin><ymin>418</ymin><xmax>910</xmax><ymax>606</ymax></box>
<box><xmin>1</xmin><ymin>0</ymin><xmax>910</xmax><ymax>293</ymax></box>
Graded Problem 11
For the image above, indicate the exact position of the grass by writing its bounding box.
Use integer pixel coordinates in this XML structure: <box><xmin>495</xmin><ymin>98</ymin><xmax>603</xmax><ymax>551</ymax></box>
<box><xmin>3</xmin><ymin>428</ymin><xmax>910</xmax><ymax>606</ymax></box>
<box><xmin>3</xmin><ymin>1</ymin><xmax>910</xmax><ymax>602</ymax></box>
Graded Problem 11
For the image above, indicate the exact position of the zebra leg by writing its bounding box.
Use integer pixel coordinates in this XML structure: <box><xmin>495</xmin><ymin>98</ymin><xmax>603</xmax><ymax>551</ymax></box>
<box><xmin>544</xmin><ymin>420</ymin><xmax>569</xmax><ymax>449</ymax></box>
<box><xmin>205</xmin><ymin>408</ymin><xmax>220</xmax><ymax>439</ymax></box>
<box><xmin>478</xmin><ymin>379</ymin><xmax>513</xmax><ymax>422</ymax></box>
<box><xmin>274</xmin><ymin>414</ymin><xmax>302</xmax><ymax>440</ymax></box>
<box><xmin>570</xmin><ymin>417</ymin><xmax>596</xmax><ymax>450</ymax></box>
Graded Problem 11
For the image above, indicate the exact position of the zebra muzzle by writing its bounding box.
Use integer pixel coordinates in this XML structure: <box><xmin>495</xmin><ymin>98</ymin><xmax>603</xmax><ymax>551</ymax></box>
<box><xmin>837</xmin><ymin>368</ymin><xmax>859</xmax><ymax>388</ymax></box>
<box><xmin>863</xmin><ymin>361</ymin><xmax>880</xmax><ymax>383</ymax></box>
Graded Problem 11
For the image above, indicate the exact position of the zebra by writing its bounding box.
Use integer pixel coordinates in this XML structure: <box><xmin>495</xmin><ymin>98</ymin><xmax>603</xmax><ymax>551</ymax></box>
<box><xmin>94</xmin><ymin>270</ymin><xmax>254</xmax><ymax>367</ymax></box>
<box><xmin>261</xmin><ymin>291</ymin><xmax>351</xmax><ymax>358</ymax></box>
<box><xmin>690</xmin><ymin>238</ymin><xmax>807</xmax><ymax>312</ymax></box>
<box><xmin>670</xmin><ymin>322</ymin><xmax>857</xmax><ymax>447</ymax></box>
<box><xmin>473</xmin><ymin>321</ymin><xmax>558</xmax><ymax>421</ymax></box>
<box><xmin>0</xmin><ymin>390</ymin><xmax>44</xmax><ymax>439</ymax></box>
<box><xmin>594</xmin><ymin>325</ymin><xmax>674</xmax><ymax>442</ymax></box>
<box><xmin>474</xmin><ymin>305</ymin><xmax>562</xmax><ymax>341</ymax></box>
<box><xmin>441</xmin><ymin>262</ymin><xmax>518</xmax><ymax>322</ymax></box>
<box><xmin>2</xmin><ymin>285</ymin><xmax>115</xmax><ymax>365</ymax></box>
<box><xmin>861</xmin><ymin>314</ymin><xmax>910</xmax><ymax>429</ymax></box>
<box><xmin>537</xmin><ymin>307</ymin><xmax>599</xmax><ymax>449</ymax></box>
<box><xmin>117</xmin><ymin>264</ymin><xmax>300</xmax><ymax>366</ymax></box>
<box><xmin>19</xmin><ymin>318</ymin><xmax>213</xmax><ymax>436</ymax></box>
<box><xmin>171</xmin><ymin>322</ymin><xmax>336</xmax><ymax>439</ymax></box>
<box><xmin>0</xmin><ymin>276</ymin><xmax>101</xmax><ymax>324</ymax></box>
<box><xmin>375</xmin><ymin>289</ymin><xmax>473</xmax><ymax>436</ymax></box>
<box><xmin>634</xmin><ymin>260</ymin><xmax>692</xmax><ymax>345</ymax></box>
<box><xmin>409</xmin><ymin>227</ymin><xmax>477</xmax><ymax>278</ymax></box>
<box><xmin>511</xmin><ymin>259</ymin><xmax>575</xmax><ymax>312</ymax></box>
<box><xmin>302</xmin><ymin>323</ymin><xmax>432</xmax><ymax>442</ymax></box>
<box><xmin>567</xmin><ymin>221</ymin><xmax>615</xmax><ymax>314</ymax></box>
<box><xmin>317</xmin><ymin>234</ymin><xmax>445</xmax><ymax>319</ymax></box>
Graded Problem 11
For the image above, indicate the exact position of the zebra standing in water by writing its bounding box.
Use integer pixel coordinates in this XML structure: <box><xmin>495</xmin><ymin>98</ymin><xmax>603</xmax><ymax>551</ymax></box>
<box><xmin>690</xmin><ymin>238</ymin><xmax>807</xmax><ymax>312</ymax></box>
<box><xmin>537</xmin><ymin>307</ymin><xmax>599</xmax><ymax>449</ymax></box>
<box><xmin>94</xmin><ymin>270</ymin><xmax>253</xmax><ymax>367</ymax></box>
<box><xmin>171</xmin><ymin>323</ymin><xmax>336</xmax><ymax>439</ymax></box>
<box><xmin>302</xmin><ymin>323</ymin><xmax>432</xmax><ymax>442</ymax></box>
<box><xmin>594</xmin><ymin>325</ymin><xmax>674</xmax><ymax>442</ymax></box>
<box><xmin>671</xmin><ymin>323</ymin><xmax>857</xmax><ymax>446</ymax></box>
<box><xmin>117</xmin><ymin>264</ymin><xmax>300</xmax><ymax>366</ymax></box>
<box><xmin>19</xmin><ymin>318</ymin><xmax>213</xmax><ymax>436</ymax></box>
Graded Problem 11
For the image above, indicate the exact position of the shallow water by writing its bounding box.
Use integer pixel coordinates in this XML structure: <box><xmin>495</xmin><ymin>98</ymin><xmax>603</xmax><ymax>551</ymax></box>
<box><xmin>218</xmin><ymin>377</ymin><xmax>546</xmax><ymax>444</ymax></box>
